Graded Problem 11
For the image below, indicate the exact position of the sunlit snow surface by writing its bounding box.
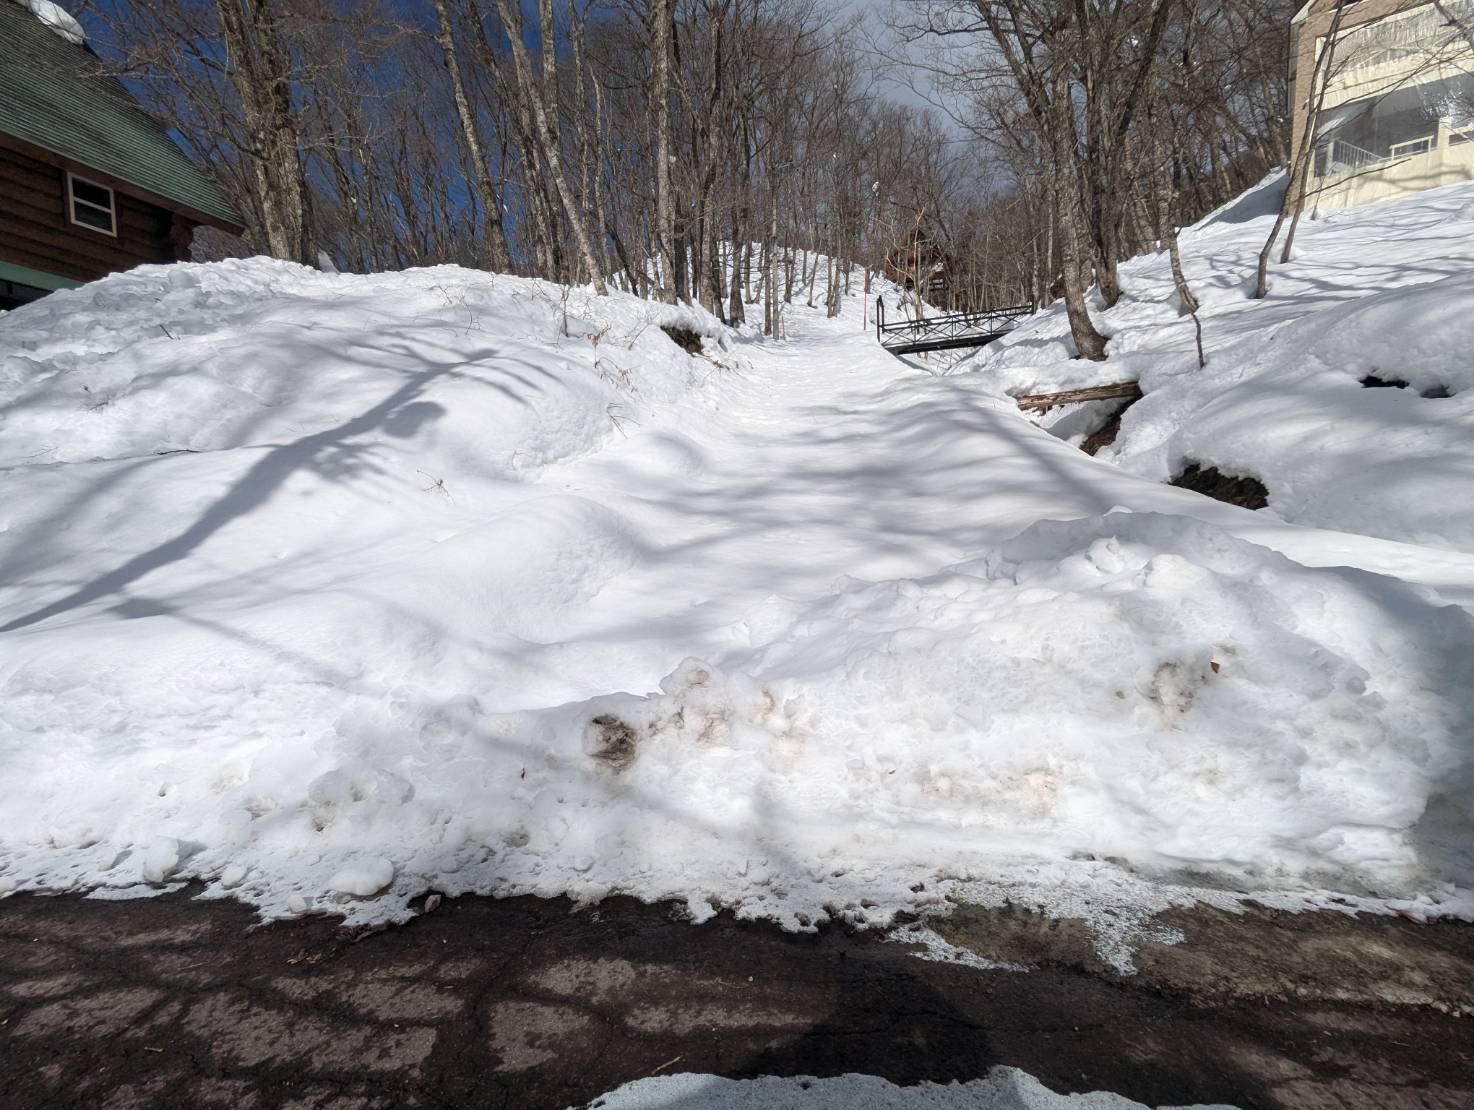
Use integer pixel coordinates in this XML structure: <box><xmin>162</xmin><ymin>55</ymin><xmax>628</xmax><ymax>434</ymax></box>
<box><xmin>2</xmin><ymin>184</ymin><xmax>1474</xmax><ymax>945</ymax></box>
<box><xmin>578</xmin><ymin>1068</ymin><xmax>1236</xmax><ymax>1109</ymax></box>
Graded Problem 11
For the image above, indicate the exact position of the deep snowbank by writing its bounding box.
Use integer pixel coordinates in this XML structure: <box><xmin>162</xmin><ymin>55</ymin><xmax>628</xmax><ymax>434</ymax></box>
<box><xmin>0</xmin><ymin>258</ymin><xmax>721</xmax><ymax>470</ymax></box>
<box><xmin>501</xmin><ymin>511</ymin><xmax>1474</xmax><ymax>928</ymax></box>
<box><xmin>2</xmin><ymin>252</ymin><xmax>1472</xmax><ymax>933</ymax></box>
<box><xmin>0</xmin><ymin>260</ymin><xmax>736</xmax><ymax>915</ymax></box>
<box><xmin>962</xmin><ymin>176</ymin><xmax>1474</xmax><ymax>551</ymax></box>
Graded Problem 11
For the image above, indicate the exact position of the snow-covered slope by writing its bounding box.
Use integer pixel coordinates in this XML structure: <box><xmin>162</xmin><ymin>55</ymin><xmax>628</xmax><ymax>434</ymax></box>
<box><xmin>2</xmin><ymin>247</ymin><xmax>1473</xmax><ymax>934</ymax></box>
<box><xmin>963</xmin><ymin>175</ymin><xmax>1474</xmax><ymax>551</ymax></box>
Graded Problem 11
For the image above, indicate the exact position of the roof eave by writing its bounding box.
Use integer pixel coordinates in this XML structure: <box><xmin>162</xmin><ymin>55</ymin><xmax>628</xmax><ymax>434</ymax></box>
<box><xmin>0</xmin><ymin>128</ymin><xmax>245</xmax><ymax>235</ymax></box>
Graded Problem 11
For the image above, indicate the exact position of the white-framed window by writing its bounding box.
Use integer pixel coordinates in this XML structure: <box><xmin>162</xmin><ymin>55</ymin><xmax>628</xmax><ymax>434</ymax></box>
<box><xmin>1389</xmin><ymin>135</ymin><xmax>1434</xmax><ymax>157</ymax></box>
<box><xmin>66</xmin><ymin>173</ymin><xmax>117</xmax><ymax>236</ymax></box>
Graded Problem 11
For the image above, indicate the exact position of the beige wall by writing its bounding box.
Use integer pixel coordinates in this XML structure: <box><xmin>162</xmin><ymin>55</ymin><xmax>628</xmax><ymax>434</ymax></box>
<box><xmin>1289</xmin><ymin>0</ymin><xmax>1426</xmax><ymax>157</ymax></box>
<box><xmin>1289</xmin><ymin>0</ymin><xmax>1474</xmax><ymax>208</ymax></box>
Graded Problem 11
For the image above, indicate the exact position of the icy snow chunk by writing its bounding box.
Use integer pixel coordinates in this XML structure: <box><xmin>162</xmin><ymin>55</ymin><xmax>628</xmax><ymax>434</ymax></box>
<box><xmin>1086</xmin><ymin>536</ymin><xmax>1128</xmax><ymax>575</ymax></box>
<box><xmin>140</xmin><ymin>837</ymin><xmax>180</xmax><ymax>884</ymax></box>
<box><xmin>219</xmin><ymin>864</ymin><xmax>248</xmax><ymax>890</ymax></box>
<box><xmin>327</xmin><ymin>857</ymin><xmax>394</xmax><ymax>898</ymax></box>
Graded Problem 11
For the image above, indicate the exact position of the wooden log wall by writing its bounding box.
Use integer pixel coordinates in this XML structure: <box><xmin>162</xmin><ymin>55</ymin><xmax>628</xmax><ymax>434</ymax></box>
<box><xmin>0</xmin><ymin>142</ymin><xmax>183</xmax><ymax>284</ymax></box>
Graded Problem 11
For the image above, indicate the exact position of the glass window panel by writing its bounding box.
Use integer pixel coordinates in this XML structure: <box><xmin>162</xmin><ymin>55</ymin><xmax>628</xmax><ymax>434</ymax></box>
<box><xmin>72</xmin><ymin>203</ymin><xmax>114</xmax><ymax>232</ymax></box>
<box><xmin>71</xmin><ymin>179</ymin><xmax>112</xmax><ymax>208</ymax></box>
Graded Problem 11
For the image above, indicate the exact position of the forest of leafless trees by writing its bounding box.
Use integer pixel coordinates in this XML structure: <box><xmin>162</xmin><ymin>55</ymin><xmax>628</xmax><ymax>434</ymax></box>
<box><xmin>86</xmin><ymin>0</ymin><xmax>1296</xmax><ymax>343</ymax></box>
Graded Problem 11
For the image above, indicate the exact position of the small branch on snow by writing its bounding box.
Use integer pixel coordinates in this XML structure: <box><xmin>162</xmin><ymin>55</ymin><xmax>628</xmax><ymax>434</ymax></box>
<box><xmin>416</xmin><ymin>470</ymin><xmax>452</xmax><ymax>500</ymax></box>
<box><xmin>606</xmin><ymin>404</ymin><xmax>639</xmax><ymax>436</ymax></box>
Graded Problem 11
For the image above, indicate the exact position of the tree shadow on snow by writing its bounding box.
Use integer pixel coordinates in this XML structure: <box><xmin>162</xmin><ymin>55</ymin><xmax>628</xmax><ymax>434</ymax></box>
<box><xmin>0</xmin><ymin>323</ymin><xmax>572</xmax><ymax>634</ymax></box>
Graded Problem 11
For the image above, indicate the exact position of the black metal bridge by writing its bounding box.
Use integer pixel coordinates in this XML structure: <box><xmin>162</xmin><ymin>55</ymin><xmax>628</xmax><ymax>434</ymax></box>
<box><xmin>875</xmin><ymin>298</ymin><xmax>1033</xmax><ymax>356</ymax></box>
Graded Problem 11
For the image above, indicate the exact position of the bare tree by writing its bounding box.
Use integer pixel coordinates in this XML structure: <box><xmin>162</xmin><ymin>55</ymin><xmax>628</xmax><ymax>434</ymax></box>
<box><xmin>430</xmin><ymin>0</ymin><xmax>511</xmax><ymax>272</ymax></box>
<box><xmin>492</xmin><ymin>0</ymin><xmax>608</xmax><ymax>292</ymax></box>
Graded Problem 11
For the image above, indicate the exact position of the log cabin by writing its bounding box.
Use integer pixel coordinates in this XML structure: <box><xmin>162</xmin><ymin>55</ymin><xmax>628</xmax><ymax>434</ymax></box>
<box><xmin>0</xmin><ymin>0</ymin><xmax>243</xmax><ymax>310</ymax></box>
<box><xmin>881</xmin><ymin>225</ymin><xmax>953</xmax><ymax>309</ymax></box>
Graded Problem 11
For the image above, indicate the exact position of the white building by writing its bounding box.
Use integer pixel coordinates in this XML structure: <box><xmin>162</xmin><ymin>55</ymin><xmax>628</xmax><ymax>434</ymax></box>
<box><xmin>1291</xmin><ymin>0</ymin><xmax>1474</xmax><ymax>207</ymax></box>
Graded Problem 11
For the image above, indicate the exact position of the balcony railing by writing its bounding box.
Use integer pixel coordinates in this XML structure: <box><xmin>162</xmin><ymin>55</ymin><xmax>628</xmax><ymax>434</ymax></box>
<box><xmin>1318</xmin><ymin>134</ymin><xmax>1435</xmax><ymax>176</ymax></box>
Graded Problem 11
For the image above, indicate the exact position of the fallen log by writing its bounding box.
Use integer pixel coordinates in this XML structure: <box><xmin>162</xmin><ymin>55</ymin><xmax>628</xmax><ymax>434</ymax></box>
<box><xmin>1012</xmin><ymin>381</ymin><xmax>1142</xmax><ymax>411</ymax></box>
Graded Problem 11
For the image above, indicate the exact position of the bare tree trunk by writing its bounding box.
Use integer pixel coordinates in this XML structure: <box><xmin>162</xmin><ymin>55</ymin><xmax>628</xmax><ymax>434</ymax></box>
<box><xmin>1147</xmin><ymin>98</ymin><xmax>1199</xmax><ymax>319</ymax></box>
<box><xmin>213</xmin><ymin>0</ymin><xmax>310</xmax><ymax>263</ymax></box>
<box><xmin>674</xmin><ymin>231</ymin><xmax>690</xmax><ymax>302</ymax></box>
<box><xmin>493</xmin><ymin>0</ymin><xmax>606</xmax><ymax>293</ymax></box>
<box><xmin>728</xmin><ymin>226</ymin><xmax>746</xmax><ymax>325</ymax></box>
<box><xmin>1257</xmin><ymin>1</ymin><xmax>1347</xmax><ymax>295</ymax></box>
<box><xmin>1052</xmin><ymin>71</ymin><xmax>1108</xmax><ymax>361</ymax></box>
<box><xmin>587</xmin><ymin>50</ymin><xmax>616</xmax><ymax>283</ymax></box>
<box><xmin>430</xmin><ymin>0</ymin><xmax>509</xmax><ymax>272</ymax></box>
<box><xmin>650</xmin><ymin>0</ymin><xmax>676</xmax><ymax>301</ymax></box>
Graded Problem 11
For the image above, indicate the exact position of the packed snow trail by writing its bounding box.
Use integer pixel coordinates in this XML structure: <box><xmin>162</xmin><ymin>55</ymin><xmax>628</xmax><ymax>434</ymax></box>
<box><xmin>552</xmin><ymin>301</ymin><xmax>1474</xmax><ymax>625</ymax></box>
<box><xmin>2</xmin><ymin>202</ymin><xmax>1473</xmax><ymax>935</ymax></box>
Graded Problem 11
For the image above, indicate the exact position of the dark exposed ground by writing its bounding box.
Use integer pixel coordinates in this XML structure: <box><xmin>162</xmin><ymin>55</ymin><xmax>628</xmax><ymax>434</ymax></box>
<box><xmin>1079</xmin><ymin>396</ymin><xmax>1140</xmax><ymax>456</ymax></box>
<box><xmin>2</xmin><ymin>888</ymin><xmax>1472</xmax><ymax>1110</ymax></box>
<box><xmin>1169</xmin><ymin>464</ymin><xmax>1271</xmax><ymax>511</ymax></box>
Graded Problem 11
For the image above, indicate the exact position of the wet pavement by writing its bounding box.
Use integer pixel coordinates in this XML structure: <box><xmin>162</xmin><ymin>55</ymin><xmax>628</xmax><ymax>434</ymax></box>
<box><xmin>2</xmin><ymin>888</ymin><xmax>1472</xmax><ymax>1108</ymax></box>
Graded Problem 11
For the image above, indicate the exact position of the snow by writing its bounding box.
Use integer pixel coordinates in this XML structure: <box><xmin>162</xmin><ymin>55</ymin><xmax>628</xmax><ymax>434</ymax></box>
<box><xmin>219</xmin><ymin>863</ymin><xmax>247</xmax><ymax>889</ymax></box>
<box><xmin>579</xmin><ymin>1069</ymin><xmax>1237</xmax><ymax>1108</ymax></box>
<box><xmin>140</xmin><ymin>835</ymin><xmax>180</xmax><ymax>884</ymax></box>
<box><xmin>3</xmin><ymin>197</ymin><xmax>1474</xmax><ymax>947</ymax></box>
<box><xmin>9</xmin><ymin>0</ymin><xmax>86</xmax><ymax>45</ymax></box>
<box><xmin>962</xmin><ymin>173</ymin><xmax>1474</xmax><ymax>551</ymax></box>
<box><xmin>327</xmin><ymin>856</ymin><xmax>394</xmax><ymax>897</ymax></box>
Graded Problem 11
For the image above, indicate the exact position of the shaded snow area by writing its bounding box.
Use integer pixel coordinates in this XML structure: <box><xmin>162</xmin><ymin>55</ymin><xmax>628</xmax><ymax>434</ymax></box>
<box><xmin>2</xmin><ymin>233</ymin><xmax>1474</xmax><ymax>945</ymax></box>
<box><xmin>580</xmin><ymin>1068</ymin><xmax>1236</xmax><ymax>1108</ymax></box>
<box><xmin>964</xmin><ymin>175</ymin><xmax>1474</xmax><ymax>551</ymax></box>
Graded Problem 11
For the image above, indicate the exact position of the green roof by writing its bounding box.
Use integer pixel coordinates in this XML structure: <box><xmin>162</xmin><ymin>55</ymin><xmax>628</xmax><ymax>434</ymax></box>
<box><xmin>0</xmin><ymin>3</ymin><xmax>242</xmax><ymax>229</ymax></box>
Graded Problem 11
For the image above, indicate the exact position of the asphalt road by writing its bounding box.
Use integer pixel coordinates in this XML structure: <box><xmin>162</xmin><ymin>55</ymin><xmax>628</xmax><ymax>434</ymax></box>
<box><xmin>2</xmin><ymin>888</ymin><xmax>1471</xmax><ymax>1109</ymax></box>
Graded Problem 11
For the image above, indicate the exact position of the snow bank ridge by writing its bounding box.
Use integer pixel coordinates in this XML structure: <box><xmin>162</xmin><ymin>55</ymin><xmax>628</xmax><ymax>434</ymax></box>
<box><xmin>550</xmin><ymin>512</ymin><xmax>1474</xmax><ymax>928</ymax></box>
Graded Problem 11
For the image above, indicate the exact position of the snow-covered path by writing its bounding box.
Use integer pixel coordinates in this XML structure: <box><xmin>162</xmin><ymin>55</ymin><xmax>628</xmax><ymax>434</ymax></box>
<box><xmin>2</xmin><ymin>256</ymin><xmax>1472</xmax><ymax>935</ymax></box>
<box><xmin>553</xmin><ymin>299</ymin><xmax>1474</xmax><ymax>669</ymax></box>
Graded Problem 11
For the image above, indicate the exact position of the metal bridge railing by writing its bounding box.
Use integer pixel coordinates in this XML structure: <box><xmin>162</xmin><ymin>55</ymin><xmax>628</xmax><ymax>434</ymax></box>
<box><xmin>875</xmin><ymin>298</ymin><xmax>1034</xmax><ymax>354</ymax></box>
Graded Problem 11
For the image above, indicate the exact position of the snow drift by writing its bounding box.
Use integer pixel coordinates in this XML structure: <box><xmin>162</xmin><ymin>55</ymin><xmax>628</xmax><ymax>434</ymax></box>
<box><xmin>2</xmin><ymin>240</ymin><xmax>1472</xmax><ymax>930</ymax></box>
